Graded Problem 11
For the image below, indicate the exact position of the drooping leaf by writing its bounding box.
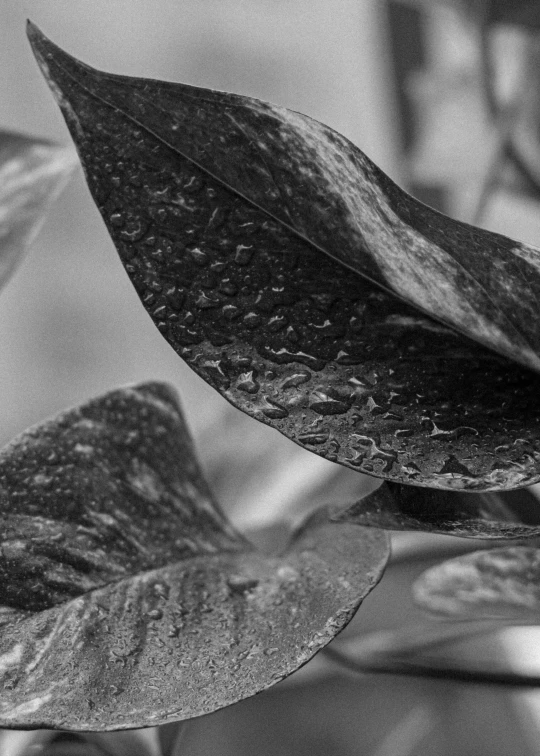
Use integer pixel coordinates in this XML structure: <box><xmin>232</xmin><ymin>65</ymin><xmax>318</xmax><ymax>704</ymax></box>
<box><xmin>0</xmin><ymin>382</ymin><xmax>388</xmax><ymax>731</ymax></box>
<box><xmin>27</xmin><ymin>24</ymin><xmax>540</xmax><ymax>491</ymax></box>
<box><xmin>414</xmin><ymin>546</ymin><xmax>540</xmax><ymax>619</ymax></box>
<box><xmin>332</xmin><ymin>483</ymin><xmax>540</xmax><ymax>538</ymax></box>
<box><xmin>0</xmin><ymin>129</ymin><xmax>77</xmax><ymax>289</ymax></box>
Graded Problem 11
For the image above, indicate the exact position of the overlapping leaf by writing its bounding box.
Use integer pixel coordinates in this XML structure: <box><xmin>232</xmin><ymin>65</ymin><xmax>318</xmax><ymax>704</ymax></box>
<box><xmin>333</xmin><ymin>482</ymin><xmax>540</xmax><ymax>538</ymax></box>
<box><xmin>0</xmin><ymin>381</ymin><xmax>388</xmax><ymax>730</ymax></box>
<box><xmin>414</xmin><ymin>546</ymin><xmax>540</xmax><ymax>619</ymax></box>
<box><xmin>27</xmin><ymin>24</ymin><xmax>540</xmax><ymax>492</ymax></box>
<box><xmin>0</xmin><ymin>129</ymin><xmax>77</xmax><ymax>289</ymax></box>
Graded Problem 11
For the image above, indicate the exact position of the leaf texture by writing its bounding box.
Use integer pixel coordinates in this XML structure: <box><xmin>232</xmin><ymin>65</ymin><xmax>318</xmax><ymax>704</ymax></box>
<box><xmin>0</xmin><ymin>129</ymin><xmax>77</xmax><ymax>289</ymax></box>
<box><xmin>333</xmin><ymin>483</ymin><xmax>540</xmax><ymax>538</ymax></box>
<box><xmin>414</xmin><ymin>546</ymin><xmax>540</xmax><ymax>619</ymax></box>
<box><xmin>0</xmin><ymin>382</ymin><xmax>389</xmax><ymax>730</ymax></box>
<box><xmin>27</xmin><ymin>24</ymin><xmax>540</xmax><ymax>491</ymax></box>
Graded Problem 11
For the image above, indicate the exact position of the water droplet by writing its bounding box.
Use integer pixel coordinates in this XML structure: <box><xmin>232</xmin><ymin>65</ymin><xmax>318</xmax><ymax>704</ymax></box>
<box><xmin>227</xmin><ymin>575</ymin><xmax>259</xmax><ymax>594</ymax></box>
<box><xmin>189</xmin><ymin>247</ymin><xmax>209</xmax><ymax>266</ymax></box>
<box><xmin>365</xmin><ymin>396</ymin><xmax>384</xmax><ymax>415</ymax></box>
<box><xmin>219</xmin><ymin>279</ymin><xmax>238</xmax><ymax>296</ymax></box>
<box><xmin>237</xmin><ymin>371</ymin><xmax>260</xmax><ymax>394</ymax></box>
<box><xmin>286</xmin><ymin>326</ymin><xmax>300</xmax><ymax>343</ymax></box>
<box><xmin>243</xmin><ymin>312</ymin><xmax>262</xmax><ymax>328</ymax></box>
<box><xmin>282</xmin><ymin>371</ymin><xmax>312</xmax><ymax>389</ymax></box>
<box><xmin>223</xmin><ymin>304</ymin><xmax>241</xmax><ymax>320</ymax></box>
<box><xmin>310</xmin><ymin>391</ymin><xmax>350</xmax><ymax>416</ymax></box>
<box><xmin>166</xmin><ymin>286</ymin><xmax>185</xmax><ymax>310</ymax></box>
<box><xmin>260</xmin><ymin>397</ymin><xmax>289</xmax><ymax>419</ymax></box>
<box><xmin>268</xmin><ymin>315</ymin><xmax>288</xmax><ymax>332</ymax></box>
<box><xmin>195</xmin><ymin>291</ymin><xmax>221</xmax><ymax>309</ymax></box>
<box><xmin>436</xmin><ymin>456</ymin><xmax>474</xmax><ymax>477</ymax></box>
<box><xmin>119</xmin><ymin>219</ymin><xmax>146</xmax><ymax>241</ymax></box>
<box><xmin>298</xmin><ymin>432</ymin><xmax>329</xmax><ymax>445</ymax></box>
<box><xmin>109</xmin><ymin>211</ymin><xmax>125</xmax><ymax>227</ymax></box>
<box><xmin>235</xmin><ymin>245</ymin><xmax>254</xmax><ymax>265</ymax></box>
<box><xmin>263</xmin><ymin>346</ymin><xmax>326</xmax><ymax>371</ymax></box>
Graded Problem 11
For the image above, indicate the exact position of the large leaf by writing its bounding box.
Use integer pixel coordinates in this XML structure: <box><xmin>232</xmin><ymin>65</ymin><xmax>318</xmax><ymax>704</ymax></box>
<box><xmin>0</xmin><ymin>129</ymin><xmax>77</xmax><ymax>289</ymax></box>
<box><xmin>0</xmin><ymin>382</ymin><xmax>388</xmax><ymax>730</ymax></box>
<box><xmin>333</xmin><ymin>483</ymin><xmax>540</xmax><ymax>538</ymax></box>
<box><xmin>414</xmin><ymin>546</ymin><xmax>540</xmax><ymax>619</ymax></box>
<box><xmin>27</xmin><ymin>24</ymin><xmax>540</xmax><ymax>491</ymax></box>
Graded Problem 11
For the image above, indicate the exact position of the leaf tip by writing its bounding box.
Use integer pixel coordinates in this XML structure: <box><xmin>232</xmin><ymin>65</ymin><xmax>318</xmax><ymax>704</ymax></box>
<box><xmin>26</xmin><ymin>20</ymin><xmax>50</xmax><ymax>61</ymax></box>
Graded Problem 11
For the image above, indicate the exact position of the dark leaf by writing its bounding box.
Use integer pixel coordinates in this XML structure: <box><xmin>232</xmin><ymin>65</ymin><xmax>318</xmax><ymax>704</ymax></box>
<box><xmin>414</xmin><ymin>546</ymin><xmax>540</xmax><ymax>619</ymax></box>
<box><xmin>411</xmin><ymin>0</ymin><xmax>540</xmax><ymax>30</ymax></box>
<box><xmin>0</xmin><ymin>382</ymin><xmax>388</xmax><ymax>730</ymax></box>
<box><xmin>0</xmin><ymin>129</ymin><xmax>76</xmax><ymax>289</ymax></box>
<box><xmin>332</xmin><ymin>482</ymin><xmax>540</xmax><ymax>538</ymax></box>
<box><xmin>27</xmin><ymin>24</ymin><xmax>540</xmax><ymax>491</ymax></box>
<box><xmin>486</xmin><ymin>0</ymin><xmax>540</xmax><ymax>28</ymax></box>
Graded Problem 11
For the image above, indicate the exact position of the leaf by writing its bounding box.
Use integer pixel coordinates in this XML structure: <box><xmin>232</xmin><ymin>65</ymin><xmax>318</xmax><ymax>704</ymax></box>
<box><xmin>414</xmin><ymin>546</ymin><xmax>540</xmax><ymax>619</ymax></box>
<box><xmin>27</xmin><ymin>23</ymin><xmax>540</xmax><ymax>374</ymax></box>
<box><xmin>332</xmin><ymin>483</ymin><xmax>540</xmax><ymax>538</ymax></box>
<box><xmin>27</xmin><ymin>24</ymin><xmax>540</xmax><ymax>491</ymax></box>
<box><xmin>0</xmin><ymin>381</ymin><xmax>389</xmax><ymax>730</ymax></box>
<box><xmin>0</xmin><ymin>129</ymin><xmax>77</xmax><ymax>289</ymax></box>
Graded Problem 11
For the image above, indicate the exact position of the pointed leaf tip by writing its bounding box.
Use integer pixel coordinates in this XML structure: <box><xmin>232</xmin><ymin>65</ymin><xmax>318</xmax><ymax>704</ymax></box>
<box><xmin>29</xmin><ymin>32</ymin><xmax>540</xmax><ymax>491</ymax></box>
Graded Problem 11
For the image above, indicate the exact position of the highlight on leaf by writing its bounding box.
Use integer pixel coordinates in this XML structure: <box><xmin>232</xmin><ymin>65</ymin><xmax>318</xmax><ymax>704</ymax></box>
<box><xmin>0</xmin><ymin>381</ymin><xmax>389</xmax><ymax>731</ymax></box>
<box><xmin>0</xmin><ymin>128</ymin><xmax>77</xmax><ymax>290</ymax></box>
<box><xmin>26</xmin><ymin>23</ymin><xmax>540</xmax><ymax>492</ymax></box>
<box><xmin>414</xmin><ymin>546</ymin><xmax>540</xmax><ymax>620</ymax></box>
<box><xmin>332</xmin><ymin>482</ymin><xmax>540</xmax><ymax>539</ymax></box>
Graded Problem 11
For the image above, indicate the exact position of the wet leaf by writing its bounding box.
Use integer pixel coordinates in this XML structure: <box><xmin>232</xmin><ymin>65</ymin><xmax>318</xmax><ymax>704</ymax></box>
<box><xmin>0</xmin><ymin>381</ymin><xmax>388</xmax><ymax>730</ymax></box>
<box><xmin>27</xmin><ymin>24</ymin><xmax>540</xmax><ymax>491</ymax></box>
<box><xmin>0</xmin><ymin>129</ymin><xmax>77</xmax><ymax>289</ymax></box>
<box><xmin>27</xmin><ymin>23</ymin><xmax>540</xmax><ymax>374</ymax></box>
<box><xmin>414</xmin><ymin>546</ymin><xmax>540</xmax><ymax>619</ymax></box>
<box><xmin>333</xmin><ymin>483</ymin><xmax>540</xmax><ymax>538</ymax></box>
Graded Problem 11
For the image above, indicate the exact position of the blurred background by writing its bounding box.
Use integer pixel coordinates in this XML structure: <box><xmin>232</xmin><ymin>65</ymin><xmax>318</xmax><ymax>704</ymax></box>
<box><xmin>3</xmin><ymin>0</ymin><xmax>540</xmax><ymax>753</ymax></box>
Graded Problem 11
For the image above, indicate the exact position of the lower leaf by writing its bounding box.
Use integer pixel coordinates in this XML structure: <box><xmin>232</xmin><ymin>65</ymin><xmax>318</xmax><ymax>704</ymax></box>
<box><xmin>0</xmin><ymin>382</ymin><xmax>388</xmax><ymax>730</ymax></box>
<box><xmin>414</xmin><ymin>546</ymin><xmax>540</xmax><ymax>619</ymax></box>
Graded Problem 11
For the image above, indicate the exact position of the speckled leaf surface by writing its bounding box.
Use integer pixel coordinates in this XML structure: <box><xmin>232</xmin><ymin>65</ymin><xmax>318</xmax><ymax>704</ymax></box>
<box><xmin>0</xmin><ymin>129</ymin><xmax>76</xmax><ymax>290</ymax></box>
<box><xmin>27</xmin><ymin>25</ymin><xmax>540</xmax><ymax>492</ymax></box>
<box><xmin>414</xmin><ymin>547</ymin><xmax>540</xmax><ymax>619</ymax></box>
<box><xmin>333</xmin><ymin>483</ymin><xmax>540</xmax><ymax>538</ymax></box>
<box><xmin>0</xmin><ymin>382</ymin><xmax>389</xmax><ymax>730</ymax></box>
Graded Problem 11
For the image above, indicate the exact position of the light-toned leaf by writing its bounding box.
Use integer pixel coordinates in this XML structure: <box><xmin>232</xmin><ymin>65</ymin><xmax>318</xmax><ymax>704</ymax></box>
<box><xmin>0</xmin><ymin>129</ymin><xmax>77</xmax><ymax>289</ymax></box>
<box><xmin>414</xmin><ymin>546</ymin><xmax>540</xmax><ymax>619</ymax></box>
<box><xmin>0</xmin><ymin>382</ymin><xmax>388</xmax><ymax>730</ymax></box>
<box><xmin>26</xmin><ymin>24</ymin><xmax>540</xmax><ymax>491</ymax></box>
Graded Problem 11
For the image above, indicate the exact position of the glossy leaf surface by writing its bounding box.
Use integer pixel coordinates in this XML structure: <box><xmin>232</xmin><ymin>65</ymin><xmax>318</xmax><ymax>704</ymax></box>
<box><xmin>0</xmin><ymin>129</ymin><xmax>76</xmax><ymax>289</ymax></box>
<box><xmin>0</xmin><ymin>382</ymin><xmax>389</xmax><ymax>730</ymax></box>
<box><xmin>414</xmin><ymin>546</ymin><xmax>540</xmax><ymax>619</ymax></box>
<box><xmin>333</xmin><ymin>483</ymin><xmax>540</xmax><ymax>538</ymax></box>
<box><xmin>28</xmin><ymin>24</ymin><xmax>540</xmax><ymax>491</ymax></box>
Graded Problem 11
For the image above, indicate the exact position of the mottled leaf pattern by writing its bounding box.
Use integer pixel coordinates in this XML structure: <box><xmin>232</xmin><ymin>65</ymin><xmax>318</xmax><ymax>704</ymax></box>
<box><xmin>0</xmin><ymin>129</ymin><xmax>76</xmax><ymax>289</ymax></box>
<box><xmin>0</xmin><ymin>382</ymin><xmax>389</xmax><ymax>730</ymax></box>
<box><xmin>414</xmin><ymin>547</ymin><xmax>540</xmax><ymax>619</ymax></box>
<box><xmin>26</xmin><ymin>24</ymin><xmax>540</xmax><ymax>374</ymax></box>
<box><xmin>333</xmin><ymin>483</ymin><xmax>540</xmax><ymax>538</ymax></box>
<box><xmin>27</xmin><ymin>24</ymin><xmax>540</xmax><ymax>492</ymax></box>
